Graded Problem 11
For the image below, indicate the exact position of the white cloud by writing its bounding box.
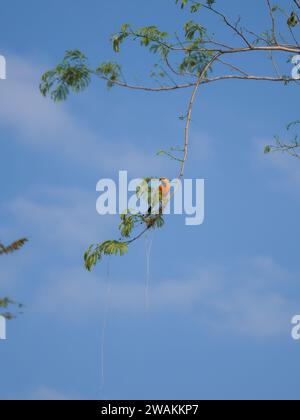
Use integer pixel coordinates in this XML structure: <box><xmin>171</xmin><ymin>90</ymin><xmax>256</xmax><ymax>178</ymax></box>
<box><xmin>1</xmin><ymin>55</ymin><xmax>298</xmax><ymax>340</ymax></box>
<box><xmin>1</xmin><ymin>180</ymin><xmax>298</xmax><ymax>339</ymax></box>
<box><xmin>34</xmin><ymin>256</ymin><xmax>299</xmax><ymax>338</ymax></box>
<box><xmin>0</xmin><ymin>55</ymin><xmax>168</xmax><ymax>175</ymax></box>
<box><xmin>35</xmin><ymin>267</ymin><xmax>220</xmax><ymax>321</ymax></box>
<box><xmin>2</xmin><ymin>186</ymin><xmax>117</xmax><ymax>255</ymax></box>
<box><xmin>211</xmin><ymin>292</ymin><xmax>289</xmax><ymax>337</ymax></box>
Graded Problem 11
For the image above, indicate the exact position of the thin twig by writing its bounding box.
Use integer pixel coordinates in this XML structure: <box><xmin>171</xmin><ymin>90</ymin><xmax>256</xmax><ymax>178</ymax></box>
<box><xmin>294</xmin><ymin>0</ymin><xmax>300</xmax><ymax>10</ymax></box>
<box><xmin>266</xmin><ymin>0</ymin><xmax>277</xmax><ymax>43</ymax></box>
<box><xmin>217</xmin><ymin>58</ymin><xmax>249</xmax><ymax>76</ymax></box>
<box><xmin>180</xmin><ymin>54</ymin><xmax>221</xmax><ymax>178</ymax></box>
<box><xmin>201</xmin><ymin>3</ymin><xmax>252</xmax><ymax>48</ymax></box>
<box><xmin>99</xmin><ymin>77</ymin><xmax>196</xmax><ymax>92</ymax></box>
<box><xmin>204</xmin><ymin>75</ymin><xmax>295</xmax><ymax>83</ymax></box>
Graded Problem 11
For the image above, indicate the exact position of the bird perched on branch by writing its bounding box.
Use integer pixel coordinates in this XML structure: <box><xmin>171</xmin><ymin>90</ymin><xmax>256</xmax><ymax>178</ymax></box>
<box><xmin>159</xmin><ymin>177</ymin><xmax>171</xmax><ymax>198</ymax></box>
<box><xmin>147</xmin><ymin>177</ymin><xmax>171</xmax><ymax>215</ymax></box>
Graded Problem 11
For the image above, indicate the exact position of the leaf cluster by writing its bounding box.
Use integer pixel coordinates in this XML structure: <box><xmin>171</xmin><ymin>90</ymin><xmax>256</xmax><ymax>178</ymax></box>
<box><xmin>0</xmin><ymin>238</ymin><xmax>28</xmax><ymax>256</ymax></box>
<box><xmin>40</xmin><ymin>50</ymin><xmax>91</xmax><ymax>101</ymax></box>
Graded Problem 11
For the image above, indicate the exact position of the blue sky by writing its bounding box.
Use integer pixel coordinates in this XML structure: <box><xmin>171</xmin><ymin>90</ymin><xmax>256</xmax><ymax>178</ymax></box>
<box><xmin>1</xmin><ymin>0</ymin><xmax>300</xmax><ymax>400</ymax></box>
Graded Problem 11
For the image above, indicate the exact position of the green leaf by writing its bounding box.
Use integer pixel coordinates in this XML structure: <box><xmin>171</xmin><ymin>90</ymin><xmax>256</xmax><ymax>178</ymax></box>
<box><xmin>84</xmin><ymin>241</ymin><xmax>129</xmax><ymax>271</ymax></box>
<box><xmin>40</xmin><ymin>50</ymin><xmax>91</xmax><ymax>101</ymax></box>
<box><xmin>96</xmin><ymin>62</ymin><xmax>122</xmax><ymax>88</ymax></box>
<box><xmin>184</xmin><ymin>21</ymin><xmax>206</xmax><ymax>41</ymax></box>
<box><xmin>288</xmin><ymin>12</ymin><xmax>299</xmax><ymax>27</ymax></box>
<box><xmin>264</xmin><ymin>145</ymin><xmax>272</xmax><ymax>154</ymax></box>
<box><xmin>175</xmin><ymin>0</ymin><xmax>188</xmax><ymax>9</ymax></box>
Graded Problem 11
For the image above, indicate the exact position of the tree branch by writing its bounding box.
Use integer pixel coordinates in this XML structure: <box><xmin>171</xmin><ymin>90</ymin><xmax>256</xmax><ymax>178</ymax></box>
<box><xmin>99</xmin><ymin>77</ymin><xmax>196</xmax><ymax>92</ymax></box>
<box><xmin>294</xmin><ymin>0</ymin><xmax>300</xmax><ymax>9</ymax></box>
<box><xmin>0</xmin><ymin>239</ymin><xmax>28</xmax><ymax>256</ymax></box>
<box><xmin>266</xmin><ymin>0</ymin><xmax>278</xmax><ymax>43</ymax></box>
<box><xmin>180</xmin><ymin>53</ymin><xmax>221</xmax><ymax>178</ymax></box>
<box><xmin>201</xmin><ymin>3</ymin><xmax>252</xmax><ymax>48</ymax></box>
<box><xmin>40</xmin><ymin>0</ymin><xmax>300</xmax><ymax>266</ymax></box>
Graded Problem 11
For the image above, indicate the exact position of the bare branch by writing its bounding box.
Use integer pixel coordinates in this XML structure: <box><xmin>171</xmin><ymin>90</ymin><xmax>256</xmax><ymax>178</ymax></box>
<box><xmin>204</xmin><ymin>75</ymin><xmax>296</xmax><ymax>83</ymax></box>
<box><xmin>201</xmin><ymin>4</ymin><xmax>252</xmax><ymax>48</ymax></box>
<box><xmin>294</xmin><ymin>0</ymin><xmax>300</xmax><ymax>9</ymax></box>
<box><xmin>0</xmin><ymin>239</ymin><xmax>28</xmax><ymax>256</ymax></box>
<box><xmin>266</xmin><ymin>0</ymin><xmax>277</xmax><ymax>43</ymax></box>
<box><xmin>180</xmin><ymin>53</ymin><xmax>221</xmax><ymax>178</ymax></box>
<box><xmin>99</xmin><ymin>77</ymin><xmax>196</xmax><ymax>92</ymax></box>
<box><xmin>216</xmin><ymin>58</ymin><xmax>249</xmax><ymax>76</ymax></box>
<box><xmin>268</xmin><ymin>141</ymin><xmax>300</xmax><ymax>159</ymax></box>
<box><xmin>244</xmin><ymin>29</ymin><xmax>270</xmax><ymax>45</ymax></box>
<box><xmin>220</xmin><ymin>45</ymin><xmax>300</xmax><ymax>55</ymax></box>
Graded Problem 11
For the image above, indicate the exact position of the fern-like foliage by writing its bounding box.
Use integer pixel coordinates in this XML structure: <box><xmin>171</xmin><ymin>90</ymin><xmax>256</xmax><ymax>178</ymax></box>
<box><xmin>83</xmin><ymin>177</ymin><xmax>166</xmax><ymax>271</ymax></box>
<box><xmin>0</xmin><ymin>298</ymin><xmax>24</xmax><ymax>320</ymax></box>
<box><xmin>0</xmin><ymin>238</ymin><xmax>28</xmax><ymax>255</ymax></box>
<box><xmin>39</xmin><ymin>10</ymin><xmax>217</xmax><ymax>101</ymax></box>
<box><xmin>265</xmin><ymin>120</ymin><xmax>300</xmax><ymax>159</ymax></box>
<box><xmin>84</xmin><ymin>241</ymin><xmax>129</xmax><ymax>272</ymax></box>
<box><xmin>0</xmin><ymin>238</ymin><xmax>27</xmax><ymax>319</ymax></box>
<box><xmin>96</xmin><ymin>62</ymin><xmax>122</xmax><ymax>88</ymax></box>
<box><xmin>84</xmin><ymin>212</ymin><xmax>165</xmax><ymax>271</ymax></box>
<box><xmin>39</xmin><ymin>0</ymin><xmax>300</xmax><ymax>277</ymax></box>
<box><xmin>40</xmin><ymin>50</ymin><xmax>91</xmax><ymax>102</ymax></box>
